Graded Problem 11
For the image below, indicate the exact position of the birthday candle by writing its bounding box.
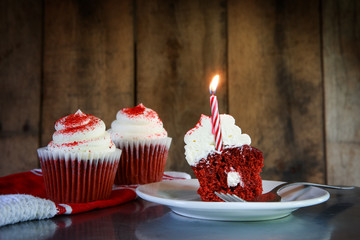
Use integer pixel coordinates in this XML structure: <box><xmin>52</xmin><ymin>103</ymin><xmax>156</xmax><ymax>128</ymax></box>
<box><xmin>209</xmin><ymin>75</ymin><xmax>223</xmax><ymax>151</ymax></box>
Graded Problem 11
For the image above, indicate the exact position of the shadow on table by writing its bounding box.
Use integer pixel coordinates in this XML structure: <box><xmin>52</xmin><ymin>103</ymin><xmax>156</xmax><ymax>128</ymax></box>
<box><xmin>0</xmin><ymin>219</ymin><xmax>57</xmax><ymax>240</ymax></box>
<box><xmin>135</xmin><ymin>212</ymin><xmax>333</xmax><ymax>240</ymax></box>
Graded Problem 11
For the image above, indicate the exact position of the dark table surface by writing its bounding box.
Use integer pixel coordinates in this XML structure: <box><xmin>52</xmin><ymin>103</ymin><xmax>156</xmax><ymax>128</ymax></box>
<box><xmin>0</xmin><ymin>187</ymin><xmax>359</xmax><ymax>240</ymax></box>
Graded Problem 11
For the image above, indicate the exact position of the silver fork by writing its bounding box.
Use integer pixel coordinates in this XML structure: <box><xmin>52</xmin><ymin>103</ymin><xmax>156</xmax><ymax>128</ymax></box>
<box><xmin>215</xmin><ymin>182</ymin><xmax>355</xmax><ymax>202</ymax></box>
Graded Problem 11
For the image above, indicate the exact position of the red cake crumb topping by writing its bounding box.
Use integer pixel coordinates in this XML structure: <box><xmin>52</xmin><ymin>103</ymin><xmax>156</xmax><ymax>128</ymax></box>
<box><xmin>53</xmin><ymin>111</ymin><xmax>101</xmax><ymax>139</ymax></box>
<box><xmin>60</xmin><ymin>140</ymin><xmax>86</xmax><ymax>148</ymax></box>
<box><xmin>49</xmin><ymin>139</ymin><xmax>114</xmax><ymax>151</ymax></box>
<box><xmin>122</xmin><ymin>104</ymin><xmax>146</xmax><ymax>116</ymax></box>
<box><xmin>56</xmin><ymin>110</ymin><xmax>88</xmax><ymax>128</ymax></box>
<box><xmin>192</xmin><ymin>145</ymin><xmax>263</xmax><ymax>202</ymax></box>
<box><xmin>57</xmin><ymin>116</ymin><xmax>100</xmax><ymax>135</ymax></box>
<box><xmin>121</xmin><ymin>104</ymin><xmax>159</xmax><ymax>120</ymax></box>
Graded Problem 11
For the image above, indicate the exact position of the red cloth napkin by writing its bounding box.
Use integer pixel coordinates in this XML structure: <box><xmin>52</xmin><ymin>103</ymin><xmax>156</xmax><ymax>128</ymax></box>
<box><xmin>0</xmin><ymin>169</ymin><xmax>190</xmax><ymax>227</ymax></box>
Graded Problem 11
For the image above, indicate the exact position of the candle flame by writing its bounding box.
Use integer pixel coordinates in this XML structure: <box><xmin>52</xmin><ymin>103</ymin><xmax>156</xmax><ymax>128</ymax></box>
<box><xmin>209</xmin><ymin>75</ymin><xmax>220</xmax><ymax>94</ymax></box>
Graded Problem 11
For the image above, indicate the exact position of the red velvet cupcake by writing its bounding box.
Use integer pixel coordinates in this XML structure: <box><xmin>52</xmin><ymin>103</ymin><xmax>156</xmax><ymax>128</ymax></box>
<box><xmin>108</xmin><ymin>104</ymin><xmax>171</xmax><ymax>185</ymax></box>
<box><xmin>37</xmin><ymin>110</ymin><xmax>121</xmax><ymax>203</ymax></box>
<box><xmin>184</xmin><ymin>114</ymin><xmax>263</xmax><ymax>201</ymax></box>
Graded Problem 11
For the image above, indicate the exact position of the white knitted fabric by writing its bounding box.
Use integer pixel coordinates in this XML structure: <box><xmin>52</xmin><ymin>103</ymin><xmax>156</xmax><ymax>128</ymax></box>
<box><xmin>0</xmin><ymin>194</ymin><xmax>58</xmax><ymax>227</ymax></box>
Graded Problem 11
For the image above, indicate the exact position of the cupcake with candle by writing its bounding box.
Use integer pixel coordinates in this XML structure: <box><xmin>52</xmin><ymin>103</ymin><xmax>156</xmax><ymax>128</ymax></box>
<box><xmin>184</xmin><ymin>114</ymin><xmax>263</xmax><ymax>201</ymax></box>
<box><xmin>184</xmin><ymin>75</ymin><xmax>263</xmax><ymax>202</ymax></box>
<box><xmin>108</xmin><ymin>104</ymin><xmax>172</xmax><ymax>185</ymax></box>
<box><xmin>37</xmin><ymin>110</ymin><xmax>121</xmax><ymax>203</ymax></box>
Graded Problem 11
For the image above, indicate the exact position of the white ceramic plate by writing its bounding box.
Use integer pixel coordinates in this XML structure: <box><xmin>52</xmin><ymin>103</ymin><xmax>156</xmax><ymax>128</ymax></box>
<box><xmin>136</xmin><ymin>179</ymin><xmax>330</xmax><ymax>221</ymax></box>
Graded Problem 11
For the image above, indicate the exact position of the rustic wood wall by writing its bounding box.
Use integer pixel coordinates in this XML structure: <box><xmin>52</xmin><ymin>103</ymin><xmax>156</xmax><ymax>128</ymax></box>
<box><xmin>1</xmin><ymin>0</ymin><xmax>359</xmax><ymax>186</ymax></box>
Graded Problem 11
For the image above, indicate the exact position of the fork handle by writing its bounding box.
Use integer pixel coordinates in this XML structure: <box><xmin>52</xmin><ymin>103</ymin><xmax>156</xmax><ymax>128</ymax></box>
<box><xmin>277</xmin><ymin>182</ymin><xmax>355</xmax><ymax>193</ymax></box>
<box><xmin>292</xmin><ymin>182</ymin><xmax>355</xmax><ymax>190</ymax></box>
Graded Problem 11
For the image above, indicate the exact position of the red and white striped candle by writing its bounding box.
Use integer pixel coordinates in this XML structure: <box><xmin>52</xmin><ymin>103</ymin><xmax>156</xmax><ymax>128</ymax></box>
<box><xmin>209</xmin><ymin>75</ymin><xmax>223</xmax><ymax>151</ymax></box>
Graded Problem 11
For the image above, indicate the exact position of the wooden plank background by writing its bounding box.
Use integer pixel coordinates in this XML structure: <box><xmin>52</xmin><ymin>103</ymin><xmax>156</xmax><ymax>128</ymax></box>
<box><xmin>136</xmin><ymin>0</ymin><xmax>227</xmax><ymax>175</ymax></box>
<box><xmin>42</xmin><ymin>0</ymin><xmax>134</xmax><ymax>145</ymax></box>
<box><xmin>0</xmin><ymin>0</ymin><xmax>42</xmax><ymax>175</ymax></box>
<box><xmin>323</xmin><ymin>0</ymin><xmax>360</xmax><ymax>185</ymax></box>
<box><xmin>1</xmin><ymin>0</ymin><xmax>359</xmax><ymax>186</ymax></box>
<box><xmin>228</xmin><ymin>0</ymin><xmax>324</xmax><ymax>183</ymax></box>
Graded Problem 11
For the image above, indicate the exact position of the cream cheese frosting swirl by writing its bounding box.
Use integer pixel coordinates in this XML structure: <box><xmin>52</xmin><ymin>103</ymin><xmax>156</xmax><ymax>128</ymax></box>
<box><xmin>47</xmin><ymin>110</ymin><xmax>116</xmax><ymax>153</ymax></box>
<box><xmin>108</xmin><ymin>104</ymin><xmax>168</xmax><ymax>140</ymax></box>
<box><xmin>184</xmin><ymin>114</ymin><xmax>251</xmax><ymax>166</ymax></box>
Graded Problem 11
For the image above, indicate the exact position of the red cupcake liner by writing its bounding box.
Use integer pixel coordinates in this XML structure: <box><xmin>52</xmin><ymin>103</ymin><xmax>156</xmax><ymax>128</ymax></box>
<box><xmin>113</xmin><ymin>138</ymin><xmax>171</xmax><ymax>185</ymax></box>
<box><xmin>38</xmin><ymin>148</ymin><xmax>121</xmax><ymax>203</ymax></box>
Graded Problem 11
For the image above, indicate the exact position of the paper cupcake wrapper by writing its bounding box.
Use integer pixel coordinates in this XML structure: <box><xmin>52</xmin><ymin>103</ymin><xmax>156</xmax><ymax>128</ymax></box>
<box><xmin>112</xmin><ymin>137</ymin><xmax>172</xmax><ymax>185</ymax></box>
<box><xmin>37</xmin><ymin>148</ymin><xmax>121</xmax><ymax>203</ymax></box>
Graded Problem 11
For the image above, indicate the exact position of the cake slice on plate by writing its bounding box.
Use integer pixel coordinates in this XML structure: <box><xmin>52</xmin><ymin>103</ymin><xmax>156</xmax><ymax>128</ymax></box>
<box><xmin>184</xmin><ymin>114</ymin><xmax>263</xmax><ymax>202</ymax></box>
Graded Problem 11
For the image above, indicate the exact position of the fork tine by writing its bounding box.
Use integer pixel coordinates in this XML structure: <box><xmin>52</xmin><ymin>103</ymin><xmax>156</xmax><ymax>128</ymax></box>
<box><xmin>214</xmin><ymin>192</ymin><xmax>228</xmax><ymax>202</ymax></box>
<box><xmin>214</xmin><ymin>192</ymin><xmax>247</xmax><ymax>202</ymax></box>
<box><xmin>222</xmin><ymin>193</ymin><xmax>234</xmax><ymax>202</ymax></box>
<box><xmin>225</xmin><ymin>193</ymin><xmax>238</xmax><ymax>201</ymax></box>
<box><xmin>215</xmin><ymin>192</ymin><xmax>230</xmax><ymax>202</ymax></box>
<box><xmin>226</xmin><ymin>193</ymin><xmax>246</xmax><ymax>202</ymax></box>
<box><xmin>215</xmin><ymin>192</ymin><xmax>231</xmax><ymax>202</ymax></box>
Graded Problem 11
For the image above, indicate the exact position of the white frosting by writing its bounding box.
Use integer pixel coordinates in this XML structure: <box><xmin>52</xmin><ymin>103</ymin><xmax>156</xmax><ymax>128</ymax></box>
<box><xmin>47</xmin><ymin>110</ymin><xmax>116</xmax><ymax>153</ymax></box>
<box><xmin>108</xmin><ymin>104</ymin><xmax>168</xmax><ymax>140</ymax></box>
<box><xmin>184</xmin><ymin>114</ymin><xmax>251</xmax><ymax>166</ymax></box>
<box><xmin>227</xmin><ymin>171</ymin><xmax>244</xmax><ymax>188</ymax></box>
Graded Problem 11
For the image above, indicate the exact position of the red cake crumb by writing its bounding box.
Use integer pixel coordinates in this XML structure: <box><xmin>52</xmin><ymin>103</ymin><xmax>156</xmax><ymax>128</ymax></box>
<box><xmin>121</xmin><ymin>104</ymin><xmax>159</xmax><ymax>120</ymax></box>
<box><xmin>56</xmin><ymin>110</ymin><xmax>88</xmax><ymax>127</ymax></box>
<box><xmin>192</xmin><ymin>145</ymin><xmax>263</xmax><ymax>202</ymax></box>
<box><xmin>54</xmin><ymin>110</ymin><xmax>101</xmax><ymax>136</ymax></box>
<box><xmin>122</xmin><ymin>104</ymin><xmax>146</xmax><ymax>116</ymax></box>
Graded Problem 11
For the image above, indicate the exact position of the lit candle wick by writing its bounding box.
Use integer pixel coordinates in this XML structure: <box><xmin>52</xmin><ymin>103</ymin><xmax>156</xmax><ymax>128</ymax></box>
<box><xmin>209</xmin><ymin>75</ymin><xmax>219</xmax><ymax>95</ymax></box>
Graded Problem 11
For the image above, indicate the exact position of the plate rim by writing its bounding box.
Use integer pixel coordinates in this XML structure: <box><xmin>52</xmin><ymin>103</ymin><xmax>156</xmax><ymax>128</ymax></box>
<box><xmin>136</xmin><ymin>179</ymin><xmax>330</xmax><ymax>210</ymax></box>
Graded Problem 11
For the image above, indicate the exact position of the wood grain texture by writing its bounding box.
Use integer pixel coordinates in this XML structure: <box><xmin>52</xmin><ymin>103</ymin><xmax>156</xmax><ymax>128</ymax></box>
<box><xmin>0</xmin><ymin>0</ymin><xmax>359</xmax><ymax>186</ymax></box>
<box><xmin>0</xmin><ymin>0</ymin><xmax>42</xmax><ymax>176</ymax></box>
<box><xmin>42</xmin><ymin>0</ymin><xmax>135</xmax><ymax>145</ymax></box>
<box><xmin>228</xmin><ymin>0</ymin><xmax>325</xmax><ymax>183</ymax></box>
<box><xmin>136</xmin><ymin>0</ymin><xmax>227</xmax><ymax>175</ymax></box>
<box><xmin>323</xmin><ymin>0</ymin><xmax>360</xmax><ymax>186</ymax></box>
